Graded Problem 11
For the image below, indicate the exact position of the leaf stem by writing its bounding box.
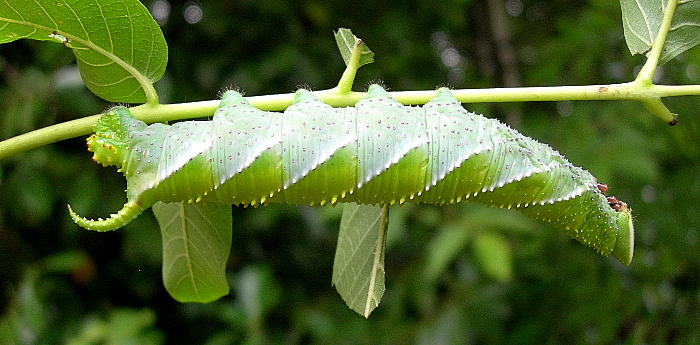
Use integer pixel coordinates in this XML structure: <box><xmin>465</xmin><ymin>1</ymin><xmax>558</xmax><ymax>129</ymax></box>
<box><xmin>68</xmin><ymin>33</ymin><xmax>161</xmax><ymax>105</ymax></box>
<box><xmin>364</xmin><ymin>204</ymin><xmax>388</xmax><ymax>318</ymax></box>
<box><xmin>2</xmin><ymin>82</ymin><xmax>700</xmax><ymax>160</ymax></box>
<box><xmin>627</xmin><ymin>0</ymin><xmax>679</xmax><ymax>124</ymax></box>
<box><xmin>335</xmin><ymin>38</ymin><xmax>364</xmax><ymax>94</ymax></box>
<box><xmin>0</xmin><ymin>19</ymin><xmax>162</xmax><ymax>105</ymax></box>
<box><xmin>0</xmin><ymin>115</ymin><xmax>101</xmax><ymax>160</ymax></box>
<box><xmin>634</xmin><ymin>0</ymin><xmax>678</xmax><ymax>85</ymax></box>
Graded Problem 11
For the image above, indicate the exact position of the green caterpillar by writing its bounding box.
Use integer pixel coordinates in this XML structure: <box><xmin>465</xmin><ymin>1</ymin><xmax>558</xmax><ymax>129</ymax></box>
<box><xmin>69</xmin><ymin>85</ymin><xmax>634</xmax><ymax>264</ymax></box>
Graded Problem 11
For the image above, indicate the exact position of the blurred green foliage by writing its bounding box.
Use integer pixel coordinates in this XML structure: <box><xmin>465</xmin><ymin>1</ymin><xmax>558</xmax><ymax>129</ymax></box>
<box><xmin>1</xmin><ymin>0</ymin><xmax>700</xmax><ymax>343</ymax></box>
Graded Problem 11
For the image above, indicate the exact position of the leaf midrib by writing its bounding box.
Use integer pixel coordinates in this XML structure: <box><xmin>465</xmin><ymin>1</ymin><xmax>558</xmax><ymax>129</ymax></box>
<box><xmin>0</xmin><ymin>16</ymin><xmax>158</xmax><ymax>104</ymax></box>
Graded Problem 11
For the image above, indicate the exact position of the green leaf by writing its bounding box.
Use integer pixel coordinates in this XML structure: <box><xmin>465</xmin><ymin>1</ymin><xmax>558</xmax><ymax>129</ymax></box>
<box><xmin>423</xmin><ymin>224</ymin><xmax>471</xmax><ymax>281</ymax></box>
<box><xmin>473</xmin><ymin>232</ymin><xmax>513</xmax><ymax>282</ymax></box>
<box><xmin>620</xmin><ymin>0</ymin><xmax>700</xmax><ymax>64</ymax></box>
<box><xmin>334</xmin><ymin>28</ymin><xmax>374</xmax><ymax>68</ymax></box>
<box><xmin>153</xmin><ymin>202</ymin><xmax>232</xmax><ymax>303</ymax></box>
<box><xmin>235</xmin><ymin>265</ymin><xmax>282</xmax><ymax>323</ymax></box>
<box><xmin>0</xmin><ymin>0</ymin><xmax>167</xmax><ymax>103</ymax></box>
<box><xmin>424</xmin><ymin>208</ymin><xmax>528</xmax><ymax>282</ymax></box>
<box><xmin>332</xmin><ymin>203</ymin><xmax>387</xmax><ymax>318</ymax></box>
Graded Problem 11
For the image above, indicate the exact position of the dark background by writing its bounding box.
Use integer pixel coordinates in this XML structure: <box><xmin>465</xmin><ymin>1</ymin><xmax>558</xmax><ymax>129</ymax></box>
<box><xmin>1</xmin><ymin>0</ymin><xmax>699</xmax><ymax>343</ymax></box>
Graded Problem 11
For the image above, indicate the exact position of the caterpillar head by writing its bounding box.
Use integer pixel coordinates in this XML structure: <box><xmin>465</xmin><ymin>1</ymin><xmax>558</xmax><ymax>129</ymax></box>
<box><xmin>87</xmin><ymin>106</ymin><xmax>147</xmax><ymax>169</ymax></box>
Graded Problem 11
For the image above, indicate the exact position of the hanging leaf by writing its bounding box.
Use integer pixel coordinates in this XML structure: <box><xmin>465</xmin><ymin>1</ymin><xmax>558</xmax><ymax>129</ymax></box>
<box><xmin>0</xmin><ymin>0</ymin><xmax>167</xmax><ymax>103</ymax></box>
<box><xmin>332</xmin><ymin>203</ymin><xmax>388</xmax><ymax>318</ymax></box>
<box><xmin>153</xmin><ymin>202</ymin><xmax>232</xmax><ymax>303</ymax></box>
<box><xmin>620</xmin><ymin>0</ymin><xmax>700</xmax><ymax>64</ymax></box>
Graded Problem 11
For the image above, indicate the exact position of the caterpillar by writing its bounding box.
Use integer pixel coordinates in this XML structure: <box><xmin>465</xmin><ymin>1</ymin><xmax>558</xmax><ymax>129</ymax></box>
<box><xmin>69</xmin><ymin>84</ymin><xmax>634</xmax><ymax>264</ymax></box>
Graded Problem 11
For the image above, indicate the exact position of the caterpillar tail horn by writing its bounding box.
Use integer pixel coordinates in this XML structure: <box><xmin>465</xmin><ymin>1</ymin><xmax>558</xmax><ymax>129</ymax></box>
<box><xmin>68</xmin><ymin>202</ymin><xmax>145</xmax><ymax>232</ymax></box>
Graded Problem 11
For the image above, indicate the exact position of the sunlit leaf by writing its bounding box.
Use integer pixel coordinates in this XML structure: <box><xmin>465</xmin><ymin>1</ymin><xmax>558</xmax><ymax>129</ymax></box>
<box><xmin>0</xmin><ymin>0</ymin><xmax>167</xmax><ymax>103</ymax></box>
<box><xmin>332</xmin><ymin>203</ymin><xmax>387</xmax><ymax>318</ymax></box>
<box><xmin>153</xmin><ymin>202</ymin><xmax>232</xmax><ymax>303</ymax></box>
<box><xmin>620</xmin><ymin>0</ymin><xmax>700</xmax><ymax>64</ymax></box>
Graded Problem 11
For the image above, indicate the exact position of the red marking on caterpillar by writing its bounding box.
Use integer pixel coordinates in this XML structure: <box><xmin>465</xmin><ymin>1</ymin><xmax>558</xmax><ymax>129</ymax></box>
<box><xmin>596</xmin><ymin>182</ymin><xmax>608</xmax><ymax>194</ymax></box>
